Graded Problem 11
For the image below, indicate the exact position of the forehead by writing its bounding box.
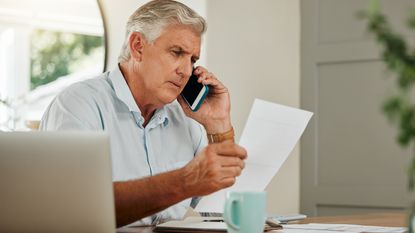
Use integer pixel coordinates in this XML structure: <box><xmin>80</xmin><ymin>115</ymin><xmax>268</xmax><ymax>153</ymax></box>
<box><xmin>153</xmin><ymin>24</ymin><xmax>201</xmax><ymax>54</ymax></box>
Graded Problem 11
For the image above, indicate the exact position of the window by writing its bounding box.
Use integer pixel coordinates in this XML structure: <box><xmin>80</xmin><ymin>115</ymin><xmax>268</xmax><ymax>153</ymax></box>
<box><xmin>0</xmin><ymin>0</ymin><xmax>106</xmax><ymax>130</ymax></box>
<box><xmin>31</xmin><ymin>29</ymin><xmax>104</xmax><ymax>90</ymax></box>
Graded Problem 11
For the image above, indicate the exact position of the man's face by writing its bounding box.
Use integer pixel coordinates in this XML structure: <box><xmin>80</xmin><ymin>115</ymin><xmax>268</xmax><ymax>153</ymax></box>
<box><xmin>137</xmin><ymin>24</ymin><xmax>201</xmax><ymax>106</ymax></box>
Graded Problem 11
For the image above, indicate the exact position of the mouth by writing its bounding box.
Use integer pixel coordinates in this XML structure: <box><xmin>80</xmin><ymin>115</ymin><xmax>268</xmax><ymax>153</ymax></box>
<box><xmin>168</xmin><ymin>81</ymin><xmax>182</xmax><ymax>89</ymax></box>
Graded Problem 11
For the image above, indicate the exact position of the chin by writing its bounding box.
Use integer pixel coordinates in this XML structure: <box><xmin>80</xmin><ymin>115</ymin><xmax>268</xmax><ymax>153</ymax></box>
<box><xmin>161</xmin><ymin>93</ymin><xmax>180</xmax><ymax>105</ymax></box>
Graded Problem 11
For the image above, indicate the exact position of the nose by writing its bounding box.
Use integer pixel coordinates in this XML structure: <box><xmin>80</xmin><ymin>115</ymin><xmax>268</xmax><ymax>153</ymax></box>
<box><xmin>177</xmin><ymin>60</ymin><xmax>193</xmax><ymax>79</ymax></box>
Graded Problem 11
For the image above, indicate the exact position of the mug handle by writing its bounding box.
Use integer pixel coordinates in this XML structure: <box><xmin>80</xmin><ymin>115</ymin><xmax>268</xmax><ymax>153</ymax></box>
<box><xmin>224</xmin><ymin>196</ymin><xmax>241</xmax><ymax>231</ymax></box>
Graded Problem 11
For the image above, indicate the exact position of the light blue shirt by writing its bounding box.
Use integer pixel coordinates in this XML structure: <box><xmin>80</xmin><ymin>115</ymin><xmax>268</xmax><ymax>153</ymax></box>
<box><xmin>40</xmin><ymin>66</ymin><xmax>208</xmax><ymax>226</ymax></box>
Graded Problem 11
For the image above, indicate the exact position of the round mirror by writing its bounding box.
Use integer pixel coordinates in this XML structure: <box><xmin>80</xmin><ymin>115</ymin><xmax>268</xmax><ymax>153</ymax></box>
<box><xmin>0</xmin><ymin>0</ymin><xmax>107</xmax><ymax>130</ymax></box>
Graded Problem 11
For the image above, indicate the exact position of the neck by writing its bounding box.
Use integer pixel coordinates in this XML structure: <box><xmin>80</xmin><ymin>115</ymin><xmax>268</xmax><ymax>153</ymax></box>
<box><xmin>119</xmin><ymin>62</ymin><xmax>159</xmax><ymax>127</ymax></box>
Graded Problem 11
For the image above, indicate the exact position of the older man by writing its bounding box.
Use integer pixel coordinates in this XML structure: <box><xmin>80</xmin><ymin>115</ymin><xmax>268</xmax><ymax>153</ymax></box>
<box><xmin>40</xmin><ymin>0</ymin><xmax>246</xmax><ymax>227</ymax></box>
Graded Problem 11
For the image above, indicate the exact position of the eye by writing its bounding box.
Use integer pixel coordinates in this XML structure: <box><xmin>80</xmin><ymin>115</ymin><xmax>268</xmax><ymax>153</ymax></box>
<box><xmin>172</xmin><ymin>50</ymin><xmax>182</xmax><ymax>56</ymax></box>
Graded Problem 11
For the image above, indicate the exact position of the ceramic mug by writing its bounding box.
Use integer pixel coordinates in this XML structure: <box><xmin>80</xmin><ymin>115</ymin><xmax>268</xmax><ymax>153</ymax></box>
<box><xmin>223</xmin><ymin>191</ymin><xmax>267</xmax><ymax>233</ymax></box>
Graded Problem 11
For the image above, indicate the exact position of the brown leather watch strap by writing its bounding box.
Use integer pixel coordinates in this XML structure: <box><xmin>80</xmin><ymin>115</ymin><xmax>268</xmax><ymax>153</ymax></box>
<box><xmin>207</xmin><ymin>127</ymin><xmax>235</xmax><ymax>144</ymax></box>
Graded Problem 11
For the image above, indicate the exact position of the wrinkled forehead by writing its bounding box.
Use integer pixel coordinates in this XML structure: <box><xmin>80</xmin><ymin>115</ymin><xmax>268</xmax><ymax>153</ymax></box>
<box><xmin>155</xmin><ymin>24</ymin><xmax>202</xmax><ymax>55</ymax></box>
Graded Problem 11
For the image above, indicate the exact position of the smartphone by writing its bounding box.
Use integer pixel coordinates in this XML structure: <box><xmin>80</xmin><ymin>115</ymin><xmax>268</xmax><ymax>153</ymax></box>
<box><xmin>180</xmin><ymin>70</ymin><xmax>209</xmax><ymax>112</ymax></box>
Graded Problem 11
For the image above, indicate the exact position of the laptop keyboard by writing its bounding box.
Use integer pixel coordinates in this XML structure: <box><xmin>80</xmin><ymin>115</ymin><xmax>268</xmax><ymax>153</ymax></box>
<box><xmin>199</xmin><ymin>212</ymin><xmax>223</xmax><ymax>217</ymax></box>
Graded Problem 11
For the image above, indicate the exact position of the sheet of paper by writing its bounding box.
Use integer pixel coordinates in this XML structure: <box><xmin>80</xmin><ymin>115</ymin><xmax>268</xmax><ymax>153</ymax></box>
<box><xmin>195</xmin><ymin>99</ymin><xmax>313</xmax><ymax>212</ymax></box>
<box><xmin>155</xmin><ymin>217</ymin><xmax>227</xmax><ymax>232</ymax></box>
<box><xmin>282</xmin><ymin>229</ymin><xmax>356</xmax><ymax>233</ymax></box>
<box><xmin>284</xmin><ymin>223</ymin><xmax>407</xmax><ymax>233</ymax></box>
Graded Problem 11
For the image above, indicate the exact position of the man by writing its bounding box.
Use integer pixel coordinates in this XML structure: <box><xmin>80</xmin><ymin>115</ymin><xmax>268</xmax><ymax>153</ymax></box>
<box><xmin>40</xmin><ymin>0</ymin><xmax>247</xmax><ymax>227</ymax></box>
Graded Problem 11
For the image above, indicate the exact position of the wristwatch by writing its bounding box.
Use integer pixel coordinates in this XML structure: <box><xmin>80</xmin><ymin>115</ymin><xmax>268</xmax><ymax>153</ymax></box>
<box><xmin>207</xmin><ymin>127</ymin><xmax>235</xmax><ymax>143</ymax></box>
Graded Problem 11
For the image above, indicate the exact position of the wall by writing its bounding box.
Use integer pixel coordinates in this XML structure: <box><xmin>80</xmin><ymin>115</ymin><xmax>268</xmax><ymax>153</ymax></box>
<box><xmin>300</xmin><ymin>0</ymin><xmax>414</xmax><ymax>216</ymax></box>
<box><xmin>100</xmin><ymin>0</ymin><xmax>301</xmax><ymax>215</ymax></box>
<box><xmin>205</xmin><ymin>0</ymin><xmax>301</xmax><ymax>214</ymax></box>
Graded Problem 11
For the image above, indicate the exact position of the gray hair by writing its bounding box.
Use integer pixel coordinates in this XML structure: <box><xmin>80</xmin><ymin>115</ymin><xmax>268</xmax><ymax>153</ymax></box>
<box><xmin>118</xmin><ymin>0</ymin><xmax>207</xmax><ymax>63</ymax></box>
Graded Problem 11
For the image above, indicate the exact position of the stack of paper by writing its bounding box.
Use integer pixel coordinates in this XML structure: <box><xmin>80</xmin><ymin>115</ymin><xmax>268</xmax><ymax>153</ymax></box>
<box><xmin>283</xmin><ymin>223</ymin><xmax>407</xmax><ymax>233</ymax></box>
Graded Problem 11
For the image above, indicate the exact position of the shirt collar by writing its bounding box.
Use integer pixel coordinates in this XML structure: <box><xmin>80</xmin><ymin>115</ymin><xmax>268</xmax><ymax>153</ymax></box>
<box><xmin>109</xmin><ymin>64</ymin><xmax>168</xmax><ymax>126</ymax></box>
<box><xmin>153</xmin><ymin>107</ymin><xmax>169</xmax><ymax>127</ymax></box>
<box><xmin>110</xmin><ymin>65</ymin><xmax>140</xmax><ymax>113</ymax></box>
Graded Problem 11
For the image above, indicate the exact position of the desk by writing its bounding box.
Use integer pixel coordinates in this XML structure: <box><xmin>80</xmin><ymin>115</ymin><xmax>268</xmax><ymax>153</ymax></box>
<box><xmin>116</xmin><ymin>212</ymin><xmax>407</xmax><ymax>233</ymax></box>
<box><xmin>298</xmin><ymin>212</ymin><xmax>406</xmax><ymax>227</ymax></box>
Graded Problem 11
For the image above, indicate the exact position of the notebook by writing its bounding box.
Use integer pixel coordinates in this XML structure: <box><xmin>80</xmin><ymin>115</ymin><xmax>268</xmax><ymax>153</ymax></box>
<box><xmin>154</xmin><ymin>216</ymin><xmax>282</xmax><ymax>232</ymax></box>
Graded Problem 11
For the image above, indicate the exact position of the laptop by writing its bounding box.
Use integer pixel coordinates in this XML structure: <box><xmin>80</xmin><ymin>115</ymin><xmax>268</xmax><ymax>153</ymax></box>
<box><xmin>0</xmin><ymin>132</ymin><xmax>115</xmax><ymax>233</ymax></box>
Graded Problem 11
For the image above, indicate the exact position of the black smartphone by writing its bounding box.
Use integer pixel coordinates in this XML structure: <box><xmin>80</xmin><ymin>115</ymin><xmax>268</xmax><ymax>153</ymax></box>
<box><xmin>180</xmin><ymin>69</ymin><xmax>209</xmax><ymax>112</ymax></box>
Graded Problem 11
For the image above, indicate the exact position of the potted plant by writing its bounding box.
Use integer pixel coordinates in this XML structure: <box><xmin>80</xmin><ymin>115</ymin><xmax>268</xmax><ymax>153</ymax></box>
<box><xmin>363</xmin><ymin>0</ymin><xmax>415</xmax><ymax>231</ymax></box>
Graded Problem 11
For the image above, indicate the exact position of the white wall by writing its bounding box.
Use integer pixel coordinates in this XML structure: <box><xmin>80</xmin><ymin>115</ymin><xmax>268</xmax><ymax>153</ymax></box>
<box><xmin>100</xmin><ymin>0</ymin><xmax>301</xmax><ymax>215</ymax></box>
<box><xmin>205</xmin><ymin>0</ymin><xmax>301</xmax><ymax>215</ymax></box>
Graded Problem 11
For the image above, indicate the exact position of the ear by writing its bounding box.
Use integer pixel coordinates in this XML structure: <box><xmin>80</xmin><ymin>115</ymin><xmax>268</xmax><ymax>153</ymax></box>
<box><xmin>129</xmin><ymin>32</ymin><xmax>146</xmax><ymax>61</ymax></box>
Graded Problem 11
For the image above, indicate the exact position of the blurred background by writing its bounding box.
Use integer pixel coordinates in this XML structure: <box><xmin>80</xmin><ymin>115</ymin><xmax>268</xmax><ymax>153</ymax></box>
<box><xmin>0</xmin><ymin>0</ymin><xmax>105</xmax><ymax>131</ymax></box>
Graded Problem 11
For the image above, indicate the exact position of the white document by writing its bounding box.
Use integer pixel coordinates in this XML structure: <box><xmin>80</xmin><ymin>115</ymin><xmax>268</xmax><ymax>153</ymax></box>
<box><xmin>284</xmin><ymin>223</ymin><xmax>407</xmax><ymax>233</ymax></box>
<box><xmin>154</xmin><ymin>217</ymin><xmax>227</xmax><ymax>232</ymax></box>
<box><xmin>282</xmin><ymin>229</ymin><xmax>356</xmax><ymax>233</ymax></box>
<box><xmin>195</xmin><ymin>99</ymin><xmax>313</xmax><ymax>212</ymax></box>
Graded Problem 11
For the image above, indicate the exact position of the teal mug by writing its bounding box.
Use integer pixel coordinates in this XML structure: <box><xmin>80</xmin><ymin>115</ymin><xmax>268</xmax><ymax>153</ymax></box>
<box><xmin>223</xmin><ymin>191</ymin><xmax>267</xmax><ymax>233</ymax></box>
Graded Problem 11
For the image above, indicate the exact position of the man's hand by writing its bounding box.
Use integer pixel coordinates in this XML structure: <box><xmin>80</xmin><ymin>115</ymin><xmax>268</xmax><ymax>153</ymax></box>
<box><xmin>180</xmin><ymin>141</ymin><xmax>247</xmax><ymax>197</ymax></box>
<box><xmin>113</xmin><ymin>141</ymin><xmax>246</xmax><ymax>227</ymax></box>
<box><xmin>178</xmin><ymin>66</ymin><xmax>232</xmax><ymax>134</ymax></box>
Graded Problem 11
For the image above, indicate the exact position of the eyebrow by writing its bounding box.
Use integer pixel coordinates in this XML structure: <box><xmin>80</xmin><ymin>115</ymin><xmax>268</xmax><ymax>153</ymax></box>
<box><xmin>171</xmin><ymin>45</ymin><xmax>199</xmax><ymax>61</ymax></box>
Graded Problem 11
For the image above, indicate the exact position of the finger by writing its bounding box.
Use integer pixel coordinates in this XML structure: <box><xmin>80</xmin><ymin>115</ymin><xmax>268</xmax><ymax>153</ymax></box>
<box><xmin>194</xmin><ymin>66</ymin><xmax>208</xmax><ymax>75</ymax></box>
<box><xmin>220</xmin><ymin>167</ymin><xmax>242</xmax><ymax>179</ymax></box>
<box><xmin>195</xmin><ymin>67</ymin><xmax>215</xmax><ymax>81</ymax></box>
<box><xmin>220</xmin><ymin>177</ymin><xmax>236</xmax><ymax>188</ymax></box>
<box><xmin>201</xmin><ymin>76</ymin><xmax>223</xmax><ymax>88</ymax></box>
<box><xmin>214</xmin><ymin>142</ymin><xmax>247</xmax><ymax>160</ymax></box>
<box><xmin>218</xmin><ymin>156</ymin><xmax>245</xmax><ymax>168</ymax></box>
<box><xmin>194</xmin><ymin>68</ymin><xmax>224</xmax><ymax>89</ymax></box>
<box><xmin>198</xmin><ymin>73</ymin><xmax>224</xmax><ymax>89</ymax></box>
<box><xmin>197</xmin><ymin>70</ymin><xmax>212</xmax><ymax>82</ymax></box>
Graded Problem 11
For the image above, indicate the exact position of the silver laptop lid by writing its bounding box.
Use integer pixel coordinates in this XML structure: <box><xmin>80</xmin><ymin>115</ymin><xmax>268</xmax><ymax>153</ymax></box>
<box><xmin>0</xmin><ymin>132</ymin><xmax>115</xmax><ymax>233</ymax></box>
